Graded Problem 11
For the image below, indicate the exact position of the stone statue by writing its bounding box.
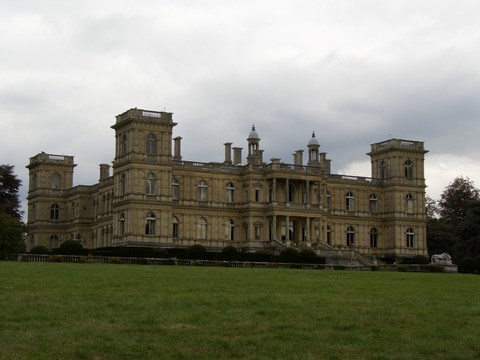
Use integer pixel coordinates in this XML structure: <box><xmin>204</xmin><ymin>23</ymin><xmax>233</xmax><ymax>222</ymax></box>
<box><xmin>431</xmin><ymin>253</ymin><xmax>453</xmax><ymax>265</ymax></box>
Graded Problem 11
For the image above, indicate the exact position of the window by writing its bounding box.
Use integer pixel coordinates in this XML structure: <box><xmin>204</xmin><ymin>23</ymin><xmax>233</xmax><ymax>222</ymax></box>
<box><xmin>346</xmin><ymin>192</ymin><xmax>355</xmax><ymax>211</ymax></box>
<box><xmin>370</xmin><ymin>227</ymin><xmax>378</xmax><ymax>248</ymax></box>
<box><xmin>198</xmin><ymin>180</ymin><xmax>208</xmax><ymax>201</ymax></box>
<box><xmin>121</xmin><ymin>134</ymin><xmax>127</xmax><ymax>155</ymax></box>
<box><xmin>172</xmin><ymin>177</ymin><xmax>179</xmax><ymax>200</ymax></box>
<box><xmin>406</xmin><ymin>193</ymin><xmax>414</xmax><ymax>213</ymax></box>
<box><xmin>50</xmin><ymin>235</ymin><xmax>59</xmax><ymax>249</ymax></box>
<box><xmin>405</xmin><ymin>160</ymin><xmax>413</xmax><ymax>178</ymax></box>
<box><xmin>146</xmin><ymin>133</ymin><xmax>157</xmax><ymax>155</ymax></box>
<box><xmin>255</xmin><ymin>188</ymin><xmax>261</xmax><ymax>202</ymax></box>
<box><xmin>288</xmin><ymin>184</ymin><xmax>295</xmax><ymax>202</ymax></box>
<box><xmin>51</xmin><ymin>173</ymin><xmax>60</xmax><ymax>190</ymax></box>
<box><xmin>326</xmin><ymin>225</ymin><xmax>331</xmax><ymax>244</ymax></box>
<box><xmin>172</xmin><ymin>216</ymin><xmax>179</xmax><ymax>238</ymax></box>
<box><xmin>120</xmin><ymin>173</ymin><xmax>126</xmax><ymax>195</ymax></box>
<box><xmin>326</xmin><ymin>191</ymin><xmax>331</xmax><ymax>210</ymax></box>
<box><xmin>226</xmin><ymin>182</ymin><xmax>235</xmax><ymax>203</ymax></box>
<box><xmin>406</xmin><ymin>227</ymin><xmax>415</xmax><ymax>248</ymax></box>
<box><xmin>197</xmin><ymin>217</ymin><xmax>207</xmax><ymax>239</ymax></box>
<box><xmin>380</xmin><ymin>160</ymin><xmax>387</xmax><ymax>179</ymax></box>
<box><xmin>254</xmin><ymin>223</ymin><xmax>262</xmax><ymax>240</ymax></box>
<box><xmin>145</xmin><ymin>212</ymin><xmax>156</xmax><ymax>235</ymax></box>
<box><xmin>119</xmin><ymin>213</ymin><xmax>125</xmax><ymax>236</ymax></box>
<box><xmin>50</xmin><ymin>204</ymin><xmax>59</xmax><ymax>220</ymax></box>
<box><xmin>369</xmin><ymin>194</ymin><xmax>378</xmax><ymax>213</ymax></box>
<box><xmin>346</xmin><ymin>226</ymin><xmax>355</xmax><ymax>246</ymax></box>
<box><xmin>225</xmin><ymin>219</ymin><xmax>235</xmax><ymax>240</ymax></box>
<box><xmin>146</xmin><ymin>172</ymin><xmax>156</xmax><ymax>195</ymax></box>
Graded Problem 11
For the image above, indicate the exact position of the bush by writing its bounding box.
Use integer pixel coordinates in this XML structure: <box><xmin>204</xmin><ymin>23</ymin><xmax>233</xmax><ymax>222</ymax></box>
<box><xmin>57</xmin><ymin>240</ymin><xmax>84</xmax><ymax>255</ymax></box>
<box><xmin>411</xmin><ymin>255</ymin><xmax>430</xmax><ymax>264</ymax></box>
<box><xmin>279</xmin><ymin>248</ymin><xmax>299</xmax><ymax>263</ymax></box>
<box><xmin>135</xmin><ymin>258</ymin><xmax>149</xmax><ymax>265</ymax></box>
<box><xmin>50</xmin><ymin>255</ymin><xmax>63</xmax><ymax>263</ymax></box>
<box><xmin>297</xmin><ymin>249</ymin><xmax>317</xmax><ymax>263</ymax></box>
<box><xmin>186</xmin><ymin>245</ymin><xmax>207</xmax><ymax>259</ymax></box>
<box><xmin>458</xmin><ymin>257</ymin><xmax>477</xmax><ymax>274</ymax></box>
<box><xmin>30</xmin><ymin>245</ymin><xmax>50</xmax><ymax>254</ymax></box>
<box><xmin>253</xmin><ymin>250</ymin><xmax>272</xmax><ymax>262</ymax></box>
<box><xmin>221</xmin><ymin>246</ymin><xmax>238</xmax><ymax>260</ymax></box>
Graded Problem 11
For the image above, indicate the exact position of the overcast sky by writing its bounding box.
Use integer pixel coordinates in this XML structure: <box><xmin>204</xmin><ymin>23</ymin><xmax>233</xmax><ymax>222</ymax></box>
<box><xmin>2</xmin><ymin>0</ymin><xmax>480</xmax><ymax>216</ymax></box>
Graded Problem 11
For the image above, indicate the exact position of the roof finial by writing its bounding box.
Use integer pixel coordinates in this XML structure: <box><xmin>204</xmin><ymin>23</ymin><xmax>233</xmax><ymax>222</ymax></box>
<box><xmin>252</xmin><ymin>124</ymin><xmax>256</xmax><ymax>131</ymax></box>
<box><xmin>312</xmin><ymin>131</ymin><xmax>316</xmax><ymax>138</ymax></box>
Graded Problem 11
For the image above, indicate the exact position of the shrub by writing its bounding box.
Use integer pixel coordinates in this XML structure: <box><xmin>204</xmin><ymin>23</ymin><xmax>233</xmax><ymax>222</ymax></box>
<box><xmin>253</xmin><ymin>250</ymin><xmax>272</xmax><ymax>262</ymax></box>
<box><xmin>110</xmin><ymin>257</ymin><xmax>122</xmax><ymax>264</ymax></box>
<box><xmin>30</xmin><ymin>245</ymin><xmax>50</xmax><ymax>254</ymax></box>
<box><xmin>57</xmin><ymin>240</ymin><xmax>84</xmax><ymax>255</ymax></box>
<box><xmin>458</xmin><ymin>257</ymin><xmax>477</xmax><ymax>274</ymax></box>
<box><xmin>221</xmin><ymin>246</ymin><xmax>238</xmax><ymax>260</ymax></box>
<box><xmin>279</xmin><ymin>248</ymin><xmax>299</xmax><ymax>263</ymax></box>
<box><xmin>186</xmin><ymin>245</ymin><xmax>207</xmax><ymax>260</ymax></box>
<box><xmin>411</xmin><ymin>255</ymin><xmax>430</xmax><ymax>264</ymax></box>
<box><xmin>333</xmin><ymin>265</ymin><xmax>346</xmax><ymax>270</ymax></box>
<box><xmin>297</xmin><ymin>249</ymin><xmax>317</xmax><ymax>263</ymax></box>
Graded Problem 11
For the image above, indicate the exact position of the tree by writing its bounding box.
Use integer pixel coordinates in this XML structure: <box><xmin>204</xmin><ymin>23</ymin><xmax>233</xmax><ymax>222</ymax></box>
<box><xmin>0</xmin><ymin>213</ymin><xmax>26</xmax><ymax>258</ymax></box>
<box><xmin>0</xmin><ymin>165</ymin><xmax>25</xmax><ymax>257</ymax></box>
<box><xmin>438</xmin><ymin>177</ymin><xmax>480</xmax><ymax>224</ymax></box>
<box><xmin>0</xmin><ymin>164</ymin><xmax>23</xmax><ymax>219</ymax></box>
<box><xmin>425</xmin><ymin>195</ymin><xmax>438</xmax><ymax>220</ymax></box>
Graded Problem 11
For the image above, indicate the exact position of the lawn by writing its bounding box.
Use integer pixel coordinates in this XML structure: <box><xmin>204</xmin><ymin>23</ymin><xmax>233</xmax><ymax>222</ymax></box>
<box><xmin>0</xmin><ymin>262</ymin><xmax>479</xmax><ymax>360</ymax></box>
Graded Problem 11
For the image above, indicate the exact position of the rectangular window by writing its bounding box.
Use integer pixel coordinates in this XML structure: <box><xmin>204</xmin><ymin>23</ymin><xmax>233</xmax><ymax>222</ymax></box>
<box><xmin>255</xmin><ymin>188</ymin><xmax>261</xmax><ymax>202</ymax></box>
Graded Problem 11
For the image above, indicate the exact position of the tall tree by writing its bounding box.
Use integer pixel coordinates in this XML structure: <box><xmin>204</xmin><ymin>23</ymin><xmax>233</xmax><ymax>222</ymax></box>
<box><xmin>438</xmin><ymin>177</ymin><xmax>480</xmax><ymax>224</ymax></box>
<box><xmin>0</xmin><ymin>164</ymin><xmax>25</xmax><ymax>257</ymax></box>
<box><xmin>425</xmin><ymin>195</ymin><xmax>438</xmax><ymax>220</ymax></box>
<box><xmin>0</xmin><ymin>164</ymin><xmax>23</xmax><ymax>219</ymax></box>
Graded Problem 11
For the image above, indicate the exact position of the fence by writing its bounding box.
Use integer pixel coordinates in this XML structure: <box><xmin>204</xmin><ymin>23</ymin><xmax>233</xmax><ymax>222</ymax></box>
<box><xmin>3</xmin><ymin>254</ymin><xmax>435</xmax><ymax>272</ymax></box>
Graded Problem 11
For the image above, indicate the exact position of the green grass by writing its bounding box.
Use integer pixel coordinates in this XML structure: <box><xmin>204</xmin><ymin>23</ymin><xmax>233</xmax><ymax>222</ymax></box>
<box><xmin>1</xmin><ymin>263</ymin><xmax>479</xmax><ymax>360</ymax></box>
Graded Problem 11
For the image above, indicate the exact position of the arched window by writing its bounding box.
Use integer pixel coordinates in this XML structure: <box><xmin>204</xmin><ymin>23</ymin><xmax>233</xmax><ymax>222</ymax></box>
<box><xmin>146</xmin><ymin>133</ymin><xmax>157</xmax><ymax>155</ymax></box>
<box><xmin>380</xmin><ymin>160</ymin><xmax>387</xmax><ymax>179</ymax></box>
<box><xmin>119</xmin><ymin>212</ymin><xmax>125</xmax><ymax>236</ymax></box>
<box><xmin>406</xmin><ymin>193</ymin><xmax>414</xmax><ymax>213</ymax></box>
<box><xmin>146</xmin><ymin>172</ymin><xmax>156</xmax><ymax>195</ymax></box>
<box><xmin>50</xmin><ymin>235</ymin><xmax>59</xmax><ymax>249</ymax></box>
<box><xmin>405</xmin><ymin>160</ymin><xmax>413</xmax><ymax>178</ymax></box>
<box><xmin>406</xmin><ymin>227</ymin><xmax>415</xmax><ymax>248</ymax></box>
<box><xmin>326</xmin><ymin>225</ymin><xmax>332</xmax><ymax>245</ymax></box>
<box><xmin>50</xmin><ymin>204</ymin><xmax>59</xmax><ymax>220</ymax></box>
<box><xmin>197</xmin><ymin>217</ymin><xmax>207</xmax><ymax>239</ymax></box>
<box><xmin>121</xmin><ymin>134</ymin><xmax>127</xmax><ymax>155</ymax></box>
<box><xmin>370</xmin><ymin>227</ymin><xmax>378</xmax><ymax>248</ymax></box>
<box><xmin>172</xmin><ymin>216</ymin><xmax>179</xmax><ymax>238</ymax></box>
<box><xmin>172</xmin><ymin>177</ymin><xmax>179</xmax><ymax>200</ymax></box>
<box><xmin>326</xmin><ymin>191</ymin><xmax>331</xmax><ymax>210</ymax></box>
<box><xmin>369</xmin><ymin>194</ymin><xmax>378</xmax><ymax>213</ymax></box>
<box><xmin>51</xmin><ymin>172</ymin><xmax>60</xmax><ymax>190</ymax></box>
<box><xmin>198</xmin><ymin>180</ymin><xmax>208</xmax><ymax>201</ymax></box>
<box><xmin>346</xmin><ymin>226</ymin><xmax>355</xmax><ymax>246</ymax></box>
<box><xmin>225</xmin><ymin>219</ymin><xmax>235</xmax><ymax>240</ymax></box>
<box><xmin>145</xmin><ymin>212</ymin><xmax>156</xmax><ymax>235</ymax></box>
<box><xmin>120</xmin><ymin>172</ymin><xmax>126</xmax><ymax>195</ymax></box>
<box><xmin>346</xmin><ymin>192</ymin><xmax>355</xmax><ymax>211</ymax></box>
<box><xmin>225</xmin><ymin>182</ymin><xmax>235</xmax><ymax>203</ymax></box>
<box><xmin>254</xmin><ymin>222</ymin><xmax>262</xmax><ymax>240</ymax></box>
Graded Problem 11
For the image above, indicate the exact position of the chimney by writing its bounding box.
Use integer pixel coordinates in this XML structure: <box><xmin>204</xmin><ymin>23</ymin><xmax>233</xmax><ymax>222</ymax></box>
<box><xmin>173</xmin><ymin>136</ymin><xmax>182</xmax><ymax>161</ymax></box>
<box><xmin>99</xmin><ymin>164</ymin><xmax>110</xmax><ymax>180</ymax></box>
<box><xmin>294</xmin><ymin>150</ymin><xmax>304</xmax><ymax>166</ymax></box>
<box><xmin>233</xmin><ymin>147</ymin><xmax>243</xmax><ymax>165</ymax></box>
<box><xmin>224</xmin><ymin>142</ymin><xmax>232</xmax><ymax>164</ymax></box>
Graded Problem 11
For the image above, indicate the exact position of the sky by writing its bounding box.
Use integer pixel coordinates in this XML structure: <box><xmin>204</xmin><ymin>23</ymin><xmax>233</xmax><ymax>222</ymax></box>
<box><xmin>2</xmin><ymin>0</ymin><xmax>480</xmax><ymax>216</ymax></box>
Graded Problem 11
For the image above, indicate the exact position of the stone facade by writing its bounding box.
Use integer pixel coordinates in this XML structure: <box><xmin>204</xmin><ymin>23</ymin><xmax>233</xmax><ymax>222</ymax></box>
<box><xmin>26</xmin><ymin>108</ymin><xmax>428</xmax><ymax>260</ymax></box>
